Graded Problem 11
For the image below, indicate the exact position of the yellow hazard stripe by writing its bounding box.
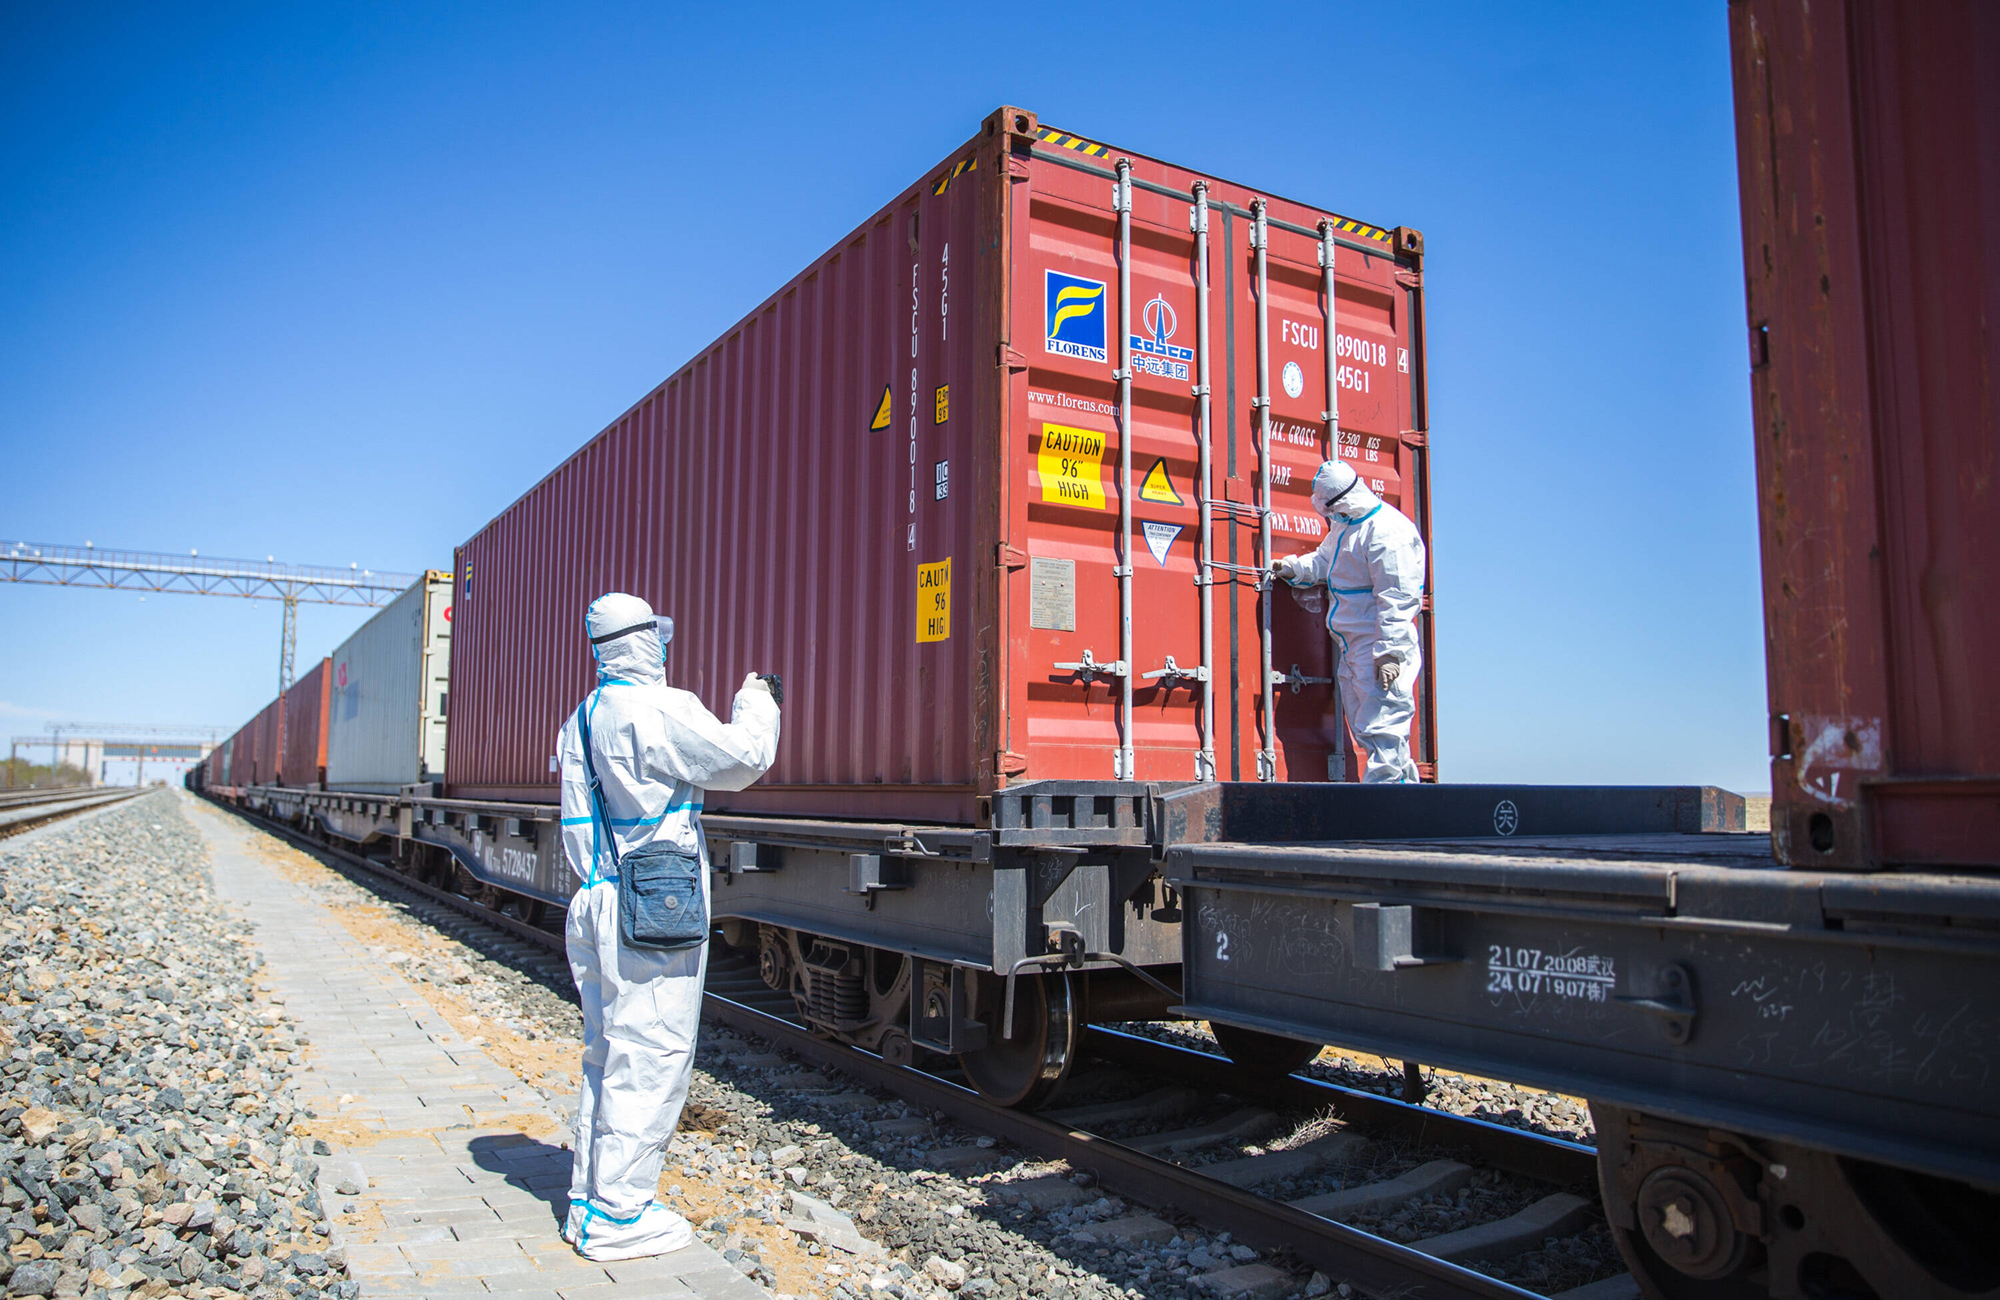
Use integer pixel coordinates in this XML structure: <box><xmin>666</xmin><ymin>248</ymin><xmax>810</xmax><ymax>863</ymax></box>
<box><xmin>932</xmin><ymin>152</ymin><xmax>980</xmax><ymax>196</ymax></box>
<box><xmin>1034</xmin><ymin>126</ymin><xmax>1389</xmax><ymax>241</ymax></box>
<box><xmin>1037</xmin><ymin>127</ymin><xmax>1109</xmax><ymax>158</ymax></box>
<box><xmin>1332</xmin><ymin>217</ymin><xmax>1391</xmax><ymax>243</ymax></box>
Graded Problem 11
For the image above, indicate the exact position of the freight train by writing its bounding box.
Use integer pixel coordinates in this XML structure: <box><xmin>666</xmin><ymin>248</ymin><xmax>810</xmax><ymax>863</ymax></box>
<box><xmin>196</xmin><ymin>63</ymin><xmax>2000</xmax><ymax>1300</ymax></box>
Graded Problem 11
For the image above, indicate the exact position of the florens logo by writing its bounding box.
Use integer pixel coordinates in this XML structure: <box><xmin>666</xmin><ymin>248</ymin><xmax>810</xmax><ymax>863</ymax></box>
<box><xmin>1044</xmin><ymin>270</ymin><xmax>1107</xmax><ymax>363</ymax></box>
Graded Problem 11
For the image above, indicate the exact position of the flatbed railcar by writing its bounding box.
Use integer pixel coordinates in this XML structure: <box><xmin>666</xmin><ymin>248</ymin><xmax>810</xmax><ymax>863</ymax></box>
<box><xmin>204</xmin><ymin>770</ymin><xmax>2000</xmax><ymax>1299</ymax></box>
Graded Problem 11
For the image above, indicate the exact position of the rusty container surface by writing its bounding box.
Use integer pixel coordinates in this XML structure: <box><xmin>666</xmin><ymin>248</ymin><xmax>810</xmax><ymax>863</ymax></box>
<box><xmin>448</xmin><ymin>107</ymin><xmax>1432</xmax><ymax>819</ymax></box>
<box><xmin>224</xmin><ymin>714</ymin><xmax>253</xmax><ymax>786</ymax></box>
<box><xmin>234</xmin><ymin>698</ymin><xmax>281</xmax><ymax>787</ymax></box>
<box><xmin>281</xmin><ymin>658</ymin><xmax>332</xmax><ymax>788</ymax></box>
<box><xmin>1731</xmin><ymin>0</ymin><xmax>2000</xmax><ymax>869</ymax></box>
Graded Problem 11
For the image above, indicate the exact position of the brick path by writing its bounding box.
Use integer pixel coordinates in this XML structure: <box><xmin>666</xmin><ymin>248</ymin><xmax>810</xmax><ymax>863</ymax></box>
<box><xmin>187</xmin><ymin>797</ymin><xmax>763</xmax><ymax>1300</ymax></box>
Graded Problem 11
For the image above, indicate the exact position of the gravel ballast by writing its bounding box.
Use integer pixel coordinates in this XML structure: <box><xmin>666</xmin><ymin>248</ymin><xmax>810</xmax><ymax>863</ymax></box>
<box><xmin>0</xmin><ymin>791</ymin><xmax>351</xmax><ymax>1300</ymax></box>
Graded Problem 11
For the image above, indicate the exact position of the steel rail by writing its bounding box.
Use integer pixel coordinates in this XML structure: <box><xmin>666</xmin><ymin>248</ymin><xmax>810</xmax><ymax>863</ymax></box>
<box><xmin>699</xmin><ymin>980</ymin><xmax>1542</xmax><ymax>1300</ymax></box>
<box><xmin>213</xmin><ymin>798</ymin><xmax>1591</xmax><ymax>1300</ymax></box>
<box><xmin>1082</xmin><ymin>1026</ymin><xmax>1597</xmax><ymax>1188</ymax></box>
<box><xmin>0</xmin><ymin>786</ymin><xmax>145</xmax><ymax>838</ymax></box>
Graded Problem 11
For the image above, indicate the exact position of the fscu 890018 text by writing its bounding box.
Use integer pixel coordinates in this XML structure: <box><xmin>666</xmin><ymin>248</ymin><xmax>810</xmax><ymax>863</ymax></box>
<box><xmin>1281</xmin><ymin>322</ymin><xmax>1390</xmax><ymax>369</ymax></box>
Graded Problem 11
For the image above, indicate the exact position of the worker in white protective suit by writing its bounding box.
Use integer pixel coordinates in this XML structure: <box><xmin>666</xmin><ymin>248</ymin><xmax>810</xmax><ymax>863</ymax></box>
<box><xmin>1271</xmin><ymin>460</ymin><xmax>1427</xmax><ymax>783</ymax></box>
<box><xmin>556</xmin><ymin>592</ymin><xmax>780</xmax><ymax>1260</ymax></box>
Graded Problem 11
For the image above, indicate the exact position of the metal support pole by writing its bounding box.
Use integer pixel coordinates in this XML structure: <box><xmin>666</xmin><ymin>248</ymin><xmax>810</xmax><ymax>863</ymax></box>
<box><xmin>1319</xmin><ymin>220</ymin><xmax>1347</xmax><ymax>782</ymax></box>
<box><xmin>1114</xmin><ymin>160</ymin><xmax>1136</xmax><ymax>781</ymax></box>
<box><xmin>277</xmin><ymin>590</ymin><xmax>297</xmax><ymax>788</ymax></box>
<box><xmin>1252</xmin><ymin>201</ymin><xmax>1277</xmax><ymax>782</ymax></box>
<box><xmin>1192</xmin><ymin>183</ymin><xmax>1217</xmax><ymax>781</ymax></box>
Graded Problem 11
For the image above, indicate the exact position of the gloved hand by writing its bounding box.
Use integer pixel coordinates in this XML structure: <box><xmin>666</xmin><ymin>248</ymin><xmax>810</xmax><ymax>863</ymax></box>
<box><xmin>1269</xmin><ymin>555</ymin><xmax>1303</xmax><ymax>585</ymax></box>
<box><xmin>741</xmin><ymin>672</ymin><xmax>784</xmax><ymax>706</ymax></box>
<box><xmin>1375</xmin><ymin>655</ymin><xmax>1402</xmax><ymax>691</ymax></box>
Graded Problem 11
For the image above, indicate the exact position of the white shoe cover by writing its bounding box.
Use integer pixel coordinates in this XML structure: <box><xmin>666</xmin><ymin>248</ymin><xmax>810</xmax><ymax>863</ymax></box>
<box><xmin>574</xmin><ymin>1200</ymin><xmax>695</xmax><ymax>1261</ymax></box>
<box><xmin>561</xmin><ymin>1201</ymin><xmax>583</xmax><ymax>1244</ymax></box>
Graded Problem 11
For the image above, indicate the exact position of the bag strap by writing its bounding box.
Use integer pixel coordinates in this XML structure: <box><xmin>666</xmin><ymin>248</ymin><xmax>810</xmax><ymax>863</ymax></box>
<box><xmin>574</xmin><ymin>691</ymin><xmax>621</xmax><ymax>882</ymax></box>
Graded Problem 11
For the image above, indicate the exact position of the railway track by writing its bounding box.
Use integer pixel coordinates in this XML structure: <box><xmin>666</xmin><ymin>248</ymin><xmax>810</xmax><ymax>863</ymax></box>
<box><xmin>219</xmin><ymin>798</ymin><xmax>1634</xmax><ymax>1300</ymax></box>
<box><xmin>0</xmin><ymin>784</ymin><xmax>144</xmax><ymax>838</ymax></box>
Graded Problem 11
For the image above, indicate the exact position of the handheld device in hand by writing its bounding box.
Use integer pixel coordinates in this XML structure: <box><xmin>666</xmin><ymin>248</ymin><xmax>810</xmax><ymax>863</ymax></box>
<box><xmin>759</xmin><ymin>673</ymin><xmax>784</xmax><ymax>705</ymax></box>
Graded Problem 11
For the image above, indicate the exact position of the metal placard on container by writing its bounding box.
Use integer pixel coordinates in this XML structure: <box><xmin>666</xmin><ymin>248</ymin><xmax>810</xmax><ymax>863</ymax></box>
<box><xmin>1029</xmin><ymin>557</ymin><xmax>1076</xmax><ymax>631</ymax></box>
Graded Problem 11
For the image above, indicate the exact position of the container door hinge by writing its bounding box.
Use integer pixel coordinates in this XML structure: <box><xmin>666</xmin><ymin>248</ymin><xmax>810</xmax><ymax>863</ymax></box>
<box><xmin>1053</xmin><ymin>648</ymin><xmax>1127</xmax><ymax>681</ymax></box>
<box><xmin>1395</xmin><ymin>268</ymin><xmax>1424</xmax><ymax>289</ymax></box>
<box><xmin>1142</xmin><ymin>656</ymin><xmax>1208</xmax><ymax>684</ymax></box>
<box><xmin>1270</xmin><ymin>663</ymin><xmax>1332</xmax><ymax>694</ymax></box>
<box><xmin>997</xmin><ymin>543</ymin><xmax>1028</xmax><ymax>570</ymax></box>
<box><xmin>1399</xmin><ymin>429</ymin><xmax>1429</xmax><ymax>449</ymax></box>
<box><xmin>998</xmin><ymin>344</ymin><xmax>1028</xmax><ymax>371</ymax></box>
<box><xmin>996</xmin><ymin>750</ymin><xmax>1030</xmax><ymax>777</ymax></box>
<box><xmin>1770</xmin><ymin>713</ymin><xmax>1793</xmax><ymax>760</ymax></box>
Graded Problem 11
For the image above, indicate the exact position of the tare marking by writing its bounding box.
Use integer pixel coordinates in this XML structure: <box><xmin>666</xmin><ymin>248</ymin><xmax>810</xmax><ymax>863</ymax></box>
<box><xmin>1486</xmin><ymin>946</ymin><xmax>1615</xmax><ymax>1002</ymax></box>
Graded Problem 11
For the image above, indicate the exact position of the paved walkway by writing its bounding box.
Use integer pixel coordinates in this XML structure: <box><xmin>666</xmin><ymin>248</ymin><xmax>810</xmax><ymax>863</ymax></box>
<box><xmin>187</xmin><ymin>797</ymin><xmax>764</xmax><ymax>1300</ymax></box>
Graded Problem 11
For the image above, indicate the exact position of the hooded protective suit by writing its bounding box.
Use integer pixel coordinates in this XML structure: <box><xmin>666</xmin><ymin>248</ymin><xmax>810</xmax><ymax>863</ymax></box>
<box><xmin>1273</xmin><ymin>461</ymin><xmax>1426</xmax><ymax>783</ymax></box>
<box><xmin>556</xmin><ymin>593</ymin><xmax>780</xmax><ymax>1259</ymax></box>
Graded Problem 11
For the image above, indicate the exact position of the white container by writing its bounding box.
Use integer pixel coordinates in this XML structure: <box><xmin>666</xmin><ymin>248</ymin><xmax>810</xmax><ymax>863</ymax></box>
<box><xmin>325</xmin><ymin>572</ymin><xmax>452</xmax><ymax>792</ymax></box>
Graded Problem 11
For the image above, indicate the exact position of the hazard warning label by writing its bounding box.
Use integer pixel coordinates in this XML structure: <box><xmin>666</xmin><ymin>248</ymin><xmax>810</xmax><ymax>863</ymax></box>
<box><xmin>1139</xmin><ymin>458</ymin><xmax>1182</xmax><ymax>505</ymax></box>
<box><xmin>1036</xmin><ymin>424</ymin><xmax>1106</xmax><ymax>509</ymax></box>
<box><xmin>870</xmin><ymin>384</ymin><xmax>892</xmax><ymax>432</ymax></box>
<box><xmin>917</xmin><ymin>558</ymin><xmax>952</xmax><ymax>643</ymax></box>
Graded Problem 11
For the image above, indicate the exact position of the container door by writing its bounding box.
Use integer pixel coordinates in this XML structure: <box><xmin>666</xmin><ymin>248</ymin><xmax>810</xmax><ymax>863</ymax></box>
<box><xmin>1011</xmin><ymin>159</ymin><xmax>1209</xmax><ymax>780</ymax></box>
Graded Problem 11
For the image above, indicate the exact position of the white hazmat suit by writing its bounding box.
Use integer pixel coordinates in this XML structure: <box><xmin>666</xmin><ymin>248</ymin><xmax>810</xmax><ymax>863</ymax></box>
<box><xmin>556</xmin><ymin>593</ymin><xmax>780</xmax><ymax>1259</ymax></box>
<box><xmin>1273</xmin><ymin>460</ymin><xmax>1427</xmax><ymax>783</ymax></box>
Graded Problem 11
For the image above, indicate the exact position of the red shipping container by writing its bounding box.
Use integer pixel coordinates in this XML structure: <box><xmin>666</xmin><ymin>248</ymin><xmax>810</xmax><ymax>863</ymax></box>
<box><xmin>224</xmin><ymin>715</ymin><xmax>250</xmax><ymax>786</ymax></box>
<box><xmin>232</xmin><ymin>698</ymin><xmax>281</xmax><ymax>787</ymax></box>
<box><xmin>281</xmin><ymin>658</ymin><xmax>332</xmax><ymax>788</ymax></box>
<box><xmin>1731</xmin><ymin>1</ymin><xmax>2000</xmax><ymax>869</ymax></box>
<box><xmin>449</xmin><ymin>107</ymin><xmax>1433</xmax><ymax>820</ymax></box>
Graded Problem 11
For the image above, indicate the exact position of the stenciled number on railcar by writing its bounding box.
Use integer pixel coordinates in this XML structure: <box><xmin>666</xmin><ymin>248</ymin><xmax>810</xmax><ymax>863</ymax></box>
<box><xmin>1485</xmin><ymin>945</ymin><xmax>1615</xmax><ymax>1003</ymax></box>
<box><xmin>1215</xmin><ymin>932</ymin><xmax>1230</xmax><ymax>962</ymax></box>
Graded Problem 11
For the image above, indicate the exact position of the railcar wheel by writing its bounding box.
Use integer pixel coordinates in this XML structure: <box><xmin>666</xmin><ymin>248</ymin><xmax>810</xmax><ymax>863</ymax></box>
<box><xmin>958</xmin><ymin>971</ymin><xmax>1077</xmax><ymax>1109</ymax></box>
<box><xmin>1595</xmin><ymin>1102</ymin><xmax>2000</xmax><ymax>1300</ymax></box>
<box><xmin>501</xmin><ymin>895</ymin><xmax>545</xmax><ymax>928</ymax></box>
<box><xmin>1211</xmin><ymin>1023</ymin><xmax>1324</xmax><ymax>1077</ymax></box>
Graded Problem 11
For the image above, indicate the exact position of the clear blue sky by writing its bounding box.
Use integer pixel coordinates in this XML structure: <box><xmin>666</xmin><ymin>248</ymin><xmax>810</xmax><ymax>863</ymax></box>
<box><xmin>0</xmin><ymin>2</ymin><xmax>1766</xmax><ymax>790</ymax></box>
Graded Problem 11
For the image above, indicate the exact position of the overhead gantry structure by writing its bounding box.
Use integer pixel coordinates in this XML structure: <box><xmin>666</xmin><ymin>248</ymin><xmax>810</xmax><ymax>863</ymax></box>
<box><xmin>1</xmin><ymin>540</ymin><xmax>419</xmax><ymax>767</ymax></box>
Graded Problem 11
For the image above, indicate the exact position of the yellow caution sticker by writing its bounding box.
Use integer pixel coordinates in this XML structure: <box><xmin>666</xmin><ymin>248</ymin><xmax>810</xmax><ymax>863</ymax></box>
<box><xmin>934</xmin><ymin>384</ymin><xmax>949</xmax><ymax>424</ymax></box>
<box><xmin>870</xmin><ymin>384</ymin><xmax>892</xmax><ymax>432</ymax></box>
<box><xmin>1139</xmin><ymin>457</ymin><xmax>1182</xmax><ymax>505</ymax></box>
<box><xmin>917</xmin><ymin>558</ymin><xmax>952</xmax><ymax>643</ymax></box>
<box><xmin>1036</xmin><ymin>424</ymin><xmax>1107</xmax><ymax>509</ymax></box>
